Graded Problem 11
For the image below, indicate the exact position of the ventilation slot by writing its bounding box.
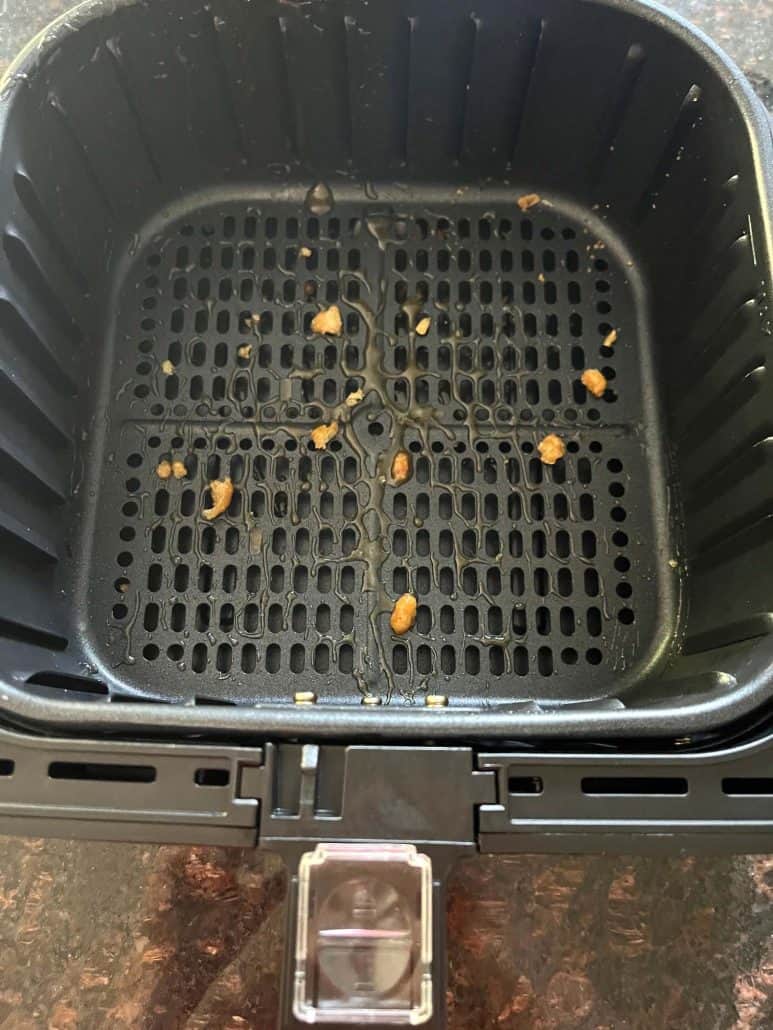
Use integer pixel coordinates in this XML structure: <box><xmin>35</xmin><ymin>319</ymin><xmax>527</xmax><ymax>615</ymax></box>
<box><xmin>194</xmin><ymin>767</ymin><xmax>230</xmax><ymax>787</ymax></box>
<box><xmin>48</xmin><ymin>761</ymin><xmax>156</xmax><ymax>783</ymax></box>
<box><xmin>26</xmin><ymin>671</ymin><xmax>108</xmax><ymax>696</ymax></box>
<box><xmin>508</xmin><ymin>775</ymin><xmax>543</xmax><ymax>795</ymax></box>
<box><xmin>581</xmin><ymin>777</ymin><xmax>688</xmax><ymax>796</ymax></box>
<box><xmin>722</xmin><ymin>778</ymin><xmax>773</xmax><ymax>796</ymax></box>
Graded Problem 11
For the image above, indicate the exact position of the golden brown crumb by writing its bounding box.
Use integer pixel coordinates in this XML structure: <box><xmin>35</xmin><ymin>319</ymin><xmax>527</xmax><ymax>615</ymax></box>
<box><xmin>517</xmin><ymin>193</ymin><xmax>541</xmax><ymax>212</ymax></box>
<box><xmin>390</xmin><ymin>450</ymin><xmax>411</xmax><ymax>485</ymax></box>
<box><xmin>161</xmin><ymin>359</ymin><xmax>175</xmax><ymax>375</ymax></box>
<box><xmin>237</xmin><ymin>344</ymin><xmax>252</xmax><ymax>359</ymax></box>
<box><xmin>537</xmin><ymin>273</ymin><xmax>546</xmax><ymax>283</ymax></box>
<box><xmin>203</xmin><ymin>478</ymin><xmax>234</xmax><ymax>520</ymax></box>
<box><xmin>156</xmin><ymin>460</ymin><xmax>173</xmax><ymax>480</ymax></box>
<box><xmin>249</xmin><ymin>312</ymin><xmax>261</xmax><ymax>325</ymax></box>
<box><xmin>345</xmin><ymin>388</ymin><xmax>364</xmax><ymax>408</ymax></box>
<box><xmin>299</xmin><ymin>246</ymin><xmax>312</xmax><ymax>258</ymax></box>
<box><xmin>602</xmin><ymin>328</ymin><xmax>618</xmax><ymax>349</ymax></box>
<box><xmin>390</xmin><ymin>593</ymin><xmax>417</xmax><ymax>635</ymax></box>
<box><xmin>310</xmin><ymin>421</ymin><xmax>339</xmax><ymax>450</ymax></box>
<box><xmin>171</xmin><ymin>460</ymin><xmax>187</xmax><ymax>480</ymax></box>
<box><xmin>581</xmin><ymin>369</ymin><xmax>608</xmax><ymax>398</ymax></box>
<box><xmin>311</xmin><ymin>305</ymin><xmax>343</xmax><ymax>336</ymax></box>
<box><xmin>537</xmin><ymin>433</ymin><xmax>566</xmax><ymax>466</ymax></box>
<box><xmin>415</xmin><ymin>316</ymin><xmax>431</xmax><ymax>336</ymax></box>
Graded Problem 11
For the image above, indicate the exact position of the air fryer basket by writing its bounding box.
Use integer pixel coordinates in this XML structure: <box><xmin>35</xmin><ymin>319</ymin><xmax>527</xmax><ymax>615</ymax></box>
<box><xmin>0</xmin><ymin>0</ymin><xmax>770</xmax><ymax>740</ymax></box>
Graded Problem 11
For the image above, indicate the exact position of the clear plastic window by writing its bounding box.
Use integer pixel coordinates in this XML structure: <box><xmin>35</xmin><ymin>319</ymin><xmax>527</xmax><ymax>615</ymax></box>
<box><xmin>293</xmin><ymin>843</ymin><xmax>433</xmax><ymax>1025</ymax></box>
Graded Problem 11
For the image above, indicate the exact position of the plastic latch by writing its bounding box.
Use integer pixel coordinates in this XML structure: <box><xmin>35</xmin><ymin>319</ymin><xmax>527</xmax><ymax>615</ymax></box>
<box><xmin>292</xmin><ymin>842</ymin><xmax>433</xmax><ymax>1025</ymax></box>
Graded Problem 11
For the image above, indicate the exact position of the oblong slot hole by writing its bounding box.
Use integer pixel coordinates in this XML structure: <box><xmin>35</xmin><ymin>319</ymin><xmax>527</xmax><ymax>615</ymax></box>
<box><xmin>48</xmin><ymin>761</ymin><xmax>156</xmax><ymax>783</ymax></box>
<box><xmin>582</xmin><ymin>777</ymin><xmax>688</xmax><ymax>796</ymax></box>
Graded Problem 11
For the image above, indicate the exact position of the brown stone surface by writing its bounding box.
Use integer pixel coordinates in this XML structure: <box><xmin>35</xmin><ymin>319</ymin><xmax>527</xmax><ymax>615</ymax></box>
<box><xmin>1</xmin><ymin>839</ymin><xmax>773</xmax><ymax>1028</ymax></box>
<box><xmin>0</xmin><ymin>1</ymin><xmax>771</xmax><ymax>1027</ymax></box>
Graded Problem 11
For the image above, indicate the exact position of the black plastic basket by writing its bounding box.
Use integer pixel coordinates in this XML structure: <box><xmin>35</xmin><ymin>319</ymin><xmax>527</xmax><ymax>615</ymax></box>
<box><xmin>0</xmin><ymin>0</ymin><xmax>771</xmax><ymax>1024</ymax></box>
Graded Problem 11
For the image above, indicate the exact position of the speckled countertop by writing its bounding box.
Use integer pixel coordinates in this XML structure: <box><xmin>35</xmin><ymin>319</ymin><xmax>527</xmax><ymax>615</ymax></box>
<box><xmin>0</xmin><ymin>2</ymin><xmax>771</xmax><ymax>1029</ymax></box>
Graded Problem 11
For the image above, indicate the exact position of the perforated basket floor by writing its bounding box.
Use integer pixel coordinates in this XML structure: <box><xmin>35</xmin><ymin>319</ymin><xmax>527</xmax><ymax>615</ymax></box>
<box><xmin>88</xmin><ymin>200</ymin><xmax>672</xmax><ymax>707</ymax></box>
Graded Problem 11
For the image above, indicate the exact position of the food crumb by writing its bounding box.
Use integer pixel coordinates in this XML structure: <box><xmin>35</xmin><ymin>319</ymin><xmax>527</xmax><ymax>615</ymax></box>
<box><xmin>390</xmin><ymin>593</ymin><xmax>417</xmax><ymax>635</ymax></box>
<box><xmin>517</xmin><ymin>193</ymin><xmax>541</xmax><ymax>212</ymax></box>
<box><xmin>415</xmin><ymin>316</ymin><xmax>431</xmax><ymax>336</ymax></box>
<box><xmin>203</xmin><ymin>478</ymin><xmax>234</xmax><ymax>520</ymax></box>
<box><xmin>160</xmin><ymin>359</ymin><xmax>175</xmax><ymax>375</ymax></box>
<box><xmin>602</xmin><ymin>328</ymin><xmax>618</xmax><ymax>349</ymax></box>
<box><xmin>537</xmin><ymin>434</ymin><xmax>566</xmax><ymax>466</ymax></box>
<box><xmin>171</xmin><ymin>460</ymin><xmax>187</xmax><ymax>480</ymax></box>
<box><xmin>237</xmin><ymin>344</ymin><xmax>252</xmax><ymax>359</ymax></box>
<box><xmin>294</xmin><ymin>690</ymin><xmax>317</xmax><ymax>704</ymax></box>
<box><xmin>537</xmin><ymin>273</ymin><xmax>545</xmax><ymax>283</ymax></box>
<box><xmin>581</xmin><ymin>369</ymin><xmax>608</xmax><ymax>398</ymax></box>
<box><xmin>311</xmin><ymin>305</ymin><xmax>343</xmax><ymax>336</ymax></box>
<box><xmin>310</xmin><ymin>421</ymin><xmax>339</xmax><ymax>450</ymax></box>
<box><xmin>156</xmin><ymin>460</ymin><xmax>173</xmax><ymax>480</ymax></box>
<box><xmin>345</xmin><ymin>388</ymin><xmax>364</xmax><ymax>408</ymax></box>
<box><xmin>390</xmin><ymin>450</ymin><xmax>411</xmax><ymax>485</ymax></box>
<box><xmin>668</xmin><ymin>558</ymin><xmax>679</xmax><ymax>569</ymax></box>
<box><xmin>299</xmin><ymin>246</ymin><xmax>312</xmax><ymax>258</ymax></box>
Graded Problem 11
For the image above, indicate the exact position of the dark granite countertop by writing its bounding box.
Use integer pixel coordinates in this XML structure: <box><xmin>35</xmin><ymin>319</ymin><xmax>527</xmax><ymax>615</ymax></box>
<box><xmin>0</xmin><ymin>1</ymin><xmax>771</xmax><ymax>1028</ymax></box>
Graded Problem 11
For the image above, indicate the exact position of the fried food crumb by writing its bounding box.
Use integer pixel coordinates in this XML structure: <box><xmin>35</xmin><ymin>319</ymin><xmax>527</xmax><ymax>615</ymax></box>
<box><xmin>390</xmin><ymin>450</ymin><xmax>411</xmax><ymax>485</ymax></box>
<box><xmin>668</xmin><ymin>558</ymin><xmax>679</xmax><ymax>569</ymax></box>
<box><xmin>161</xmin><ymin>359</ymin><xmax>175</xmax><ymax>375</ymax></box>
<box><xmin>310</xmin><ymin>421</ymin><xmax>339</xmax><ymax>450</ymax></box>
<box><xmin>345</xmin><ymin>388</ymin><xmax>364</xmax><ymax>408</ymax></box>
<box><xmin>517</xmin><ymin>193</ymin><xmax>541</xmax><ymax>212</ymax></box>
<box><xmin>237</xmin><ymin>344</ymin><xmax>252</xmax><ymax>359</ymax></box>
<box><xmin>537</xmin><ymin>273</ymin><xmax>545</xmax><ymax>283</ymax></box>
<box><xmin>203</xmin><ymin>478</ymin><xmax>234</xmax><ymax>520</ymax></box>
<box><xmin>171</xmin><ymin>460</ymin><xmax>187</xmax><ymax>480</ymax></box>
<box><xmin>156</xmin><ymin>460</ymin><xmax>173</xmax><ymax>479</ymax></box>
<box><xmin>299</xmin><ymin>246</ymin><xmax>312</xmax><ymax>258</ymax></box>
<box><xmin>390</xmin><ymin>593</ymin><xmax>417</xmax><ymax>635</ymax></box>
<box><xmin>581</xmin><ymin>369</ymin><xmax>608</xmax><ymax>398</ymax></box>
<box><xmin>537</xmin><ymin>433</ymin><xmax>566</xmax><ymax>465</ymax></box>
<box><xmin>415</xmin><ymin>316</ymin><xmax>431</xmax><ymax>336</ymax></box>
<box><xmin>311</xmin><ymin>305</ymin><xmax>343</xmax><ymax>336</ymax></box>
<box><xmin>602</xmin><ymin>328</ymin><xmax>618</xmax><ymax>349</ymax></box>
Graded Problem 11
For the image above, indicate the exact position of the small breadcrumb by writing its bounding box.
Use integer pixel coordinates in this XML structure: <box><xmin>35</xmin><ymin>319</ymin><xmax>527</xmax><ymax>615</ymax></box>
<box><xmin>517</xmin><ymin>193</ymin><xmax>541</xmax><ymax>212</ymax></box>
<box><xmin>415</xmin><ymin>316</ymin><xmax>431</xmax><ymax>336</ymax></box>
<box><xmin>537</xmin><ymin>434</ymin><xmax>566</xmax><ymax>466</ymax></box>
<box><xmin>156</xmin><ymin>460</ymin><xmax>173</xmax><ymax>480</ymax></box>
<box><xmin>537</xmin><ymin>273</ymin><xmax>546</xmax><ymax>283</ymax></box>
<box><xmin>581</xmin><ymin>369</ymin><xmax>608</xmax><ymax>398</ymax></box>
<box><xmin>311</xmin><ymin>305</ymin><xmax>343</xmax><ymax>336</ymax></box>
<box><xmin>390</xmin><ymin>450</ymin><xmax>411</xmax><ymax>485</ymax></box>
<box><xmin>171</xmin><ymin>460</ymin><xmax>187</xmax><ymax>480</ymax></box>
<box><xmin>602</xmin><ymin>329</ymin><xmax>618</xmax><ymax>349</ymax></box>
<box><xmin>310</xmin><ymin>421</ymin><xmax>339</xmax><ymax>450</ymax></box>
<box><xmin>390</xmin><ymin>593</ymin><xmax>417</xmax><ymax>635</ymax></box>
<box><xmin>161</xmin><ymin>359</ymin><xmax>175</xmax><ymax>375</ymax></box>
<box><xmin>237</xmin><ymin>344</ymin><xmax>252</xmax><ymax>359</ymax></box>
<box><xmin>299</xmin><ymin>246</ymin><xmax>312</xmax><ymax>258</ymax></box>
<box><xmin>203</xmin><ymin>478</ymin><xmax>234</xmax><ymax>520</ymax></box>
<box><xmin>345</xmin><ymin>388</ymin><xmax>364</xmax><ymax>408</ymax></box>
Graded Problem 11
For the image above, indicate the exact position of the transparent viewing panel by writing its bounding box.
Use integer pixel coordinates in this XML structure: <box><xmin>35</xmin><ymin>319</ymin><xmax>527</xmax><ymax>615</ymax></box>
<box><xmin>294</xmin><ymin>843</ymin><xmax>433</xmax><ymax>1024</ymax></box>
